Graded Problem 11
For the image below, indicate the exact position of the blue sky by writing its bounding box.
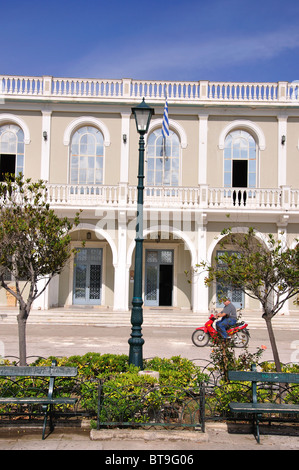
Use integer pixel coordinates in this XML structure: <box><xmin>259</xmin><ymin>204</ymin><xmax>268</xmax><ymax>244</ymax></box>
<box><xmin>2</xmin><ymin>0</ymin><xmax>299</xmax><ymax>83</ymax></box>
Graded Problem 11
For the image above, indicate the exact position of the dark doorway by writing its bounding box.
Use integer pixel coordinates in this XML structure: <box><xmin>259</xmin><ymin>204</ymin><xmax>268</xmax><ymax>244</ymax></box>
<box><xmin>0</xmin><ymin>154</ymin><xmax>16</xmax><ymax>181</ymax></box>
<box><xmin>232</xmin><ymin>160</ymin><xmax>248</xmax><ymax>206</ymax></box>
<box><xmin>145</xmin><ymin>249</ymin><xmax>174</xmax><ymax>307</ymax></box>
<box><xmin>159</xmin><ymin>264</ymin><xmax>173</xmax><ymax>306</ymax></box>
<box><xmin>232</xmin><ymin>160</ymin><xmax>248</xmax><ymax>187</ymax></box>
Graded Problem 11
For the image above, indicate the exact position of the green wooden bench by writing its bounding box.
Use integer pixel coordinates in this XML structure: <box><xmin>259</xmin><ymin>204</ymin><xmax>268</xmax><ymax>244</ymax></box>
<box><xmin>0</xmin><ymin>360</ymin><xmax>78</xmax><ymax>439</ymax></box>
<box><xmin>228</xmin><ymin>363</ymin><xmax>299</xmax><ymax>443</ymax></box>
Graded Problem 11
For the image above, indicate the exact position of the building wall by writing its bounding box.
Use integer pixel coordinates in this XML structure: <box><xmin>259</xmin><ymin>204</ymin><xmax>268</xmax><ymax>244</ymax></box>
<box><xmin>1</xmin><ymin>76</ymin><xmax>299</xmax><ymax>314</ymax></box>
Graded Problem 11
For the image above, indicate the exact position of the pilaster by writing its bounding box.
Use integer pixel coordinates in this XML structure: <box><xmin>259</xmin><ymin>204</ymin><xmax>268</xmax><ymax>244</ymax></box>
<box><xmin>277</xmin><ymin>113</ymin><xmax>288</xmax><ymax>187</ymax></box>
<box><xmin>120</xmin><ymin>111</ymin><xmax>131</xmax><ymax>183</ymax></box>
<box><xmin>41</xmin><ymin>109</ymin><xmax>52</xmax><ymax>181</ymax></box>
<box><xmin>198</xmin><ymin>113</ymin><xmax>209</xmax><ymax>185</ymax></box>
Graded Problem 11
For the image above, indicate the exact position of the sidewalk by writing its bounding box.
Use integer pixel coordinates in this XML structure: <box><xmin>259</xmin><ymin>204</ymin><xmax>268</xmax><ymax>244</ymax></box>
<box><xmin>0</xmin><ymin>422</ymin><xmax>298</xmax><ymax>451</ymax></box>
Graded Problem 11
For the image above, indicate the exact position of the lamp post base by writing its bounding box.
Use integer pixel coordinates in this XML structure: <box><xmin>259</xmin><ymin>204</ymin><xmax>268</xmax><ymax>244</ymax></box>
<box><xmin>128</xmin><ymin>337</ymin><xmax>144</xmax><ymax>369</ymax></box>
<box><xmin>128</xmin><ymin>298</ymin><xmax>144</xmax><ymax>369</ymax></box>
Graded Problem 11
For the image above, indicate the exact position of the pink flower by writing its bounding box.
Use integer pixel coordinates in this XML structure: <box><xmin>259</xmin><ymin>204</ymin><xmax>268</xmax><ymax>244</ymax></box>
<box><xmin>261</xmin><ymin>345</ymin><xmax>267</xmax><ymax>350</ymax></box>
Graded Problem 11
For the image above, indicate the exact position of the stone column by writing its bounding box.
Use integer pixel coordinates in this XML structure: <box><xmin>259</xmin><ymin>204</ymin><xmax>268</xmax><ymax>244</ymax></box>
<box><xmin>193</xmin><ymin>214</ymin><xmax>209</xmax><ymax>313</ymax></box>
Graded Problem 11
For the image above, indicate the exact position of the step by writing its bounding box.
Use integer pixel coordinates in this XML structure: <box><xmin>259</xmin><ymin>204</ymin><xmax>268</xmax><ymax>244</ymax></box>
<box><xmin>1</xmin><ymin>308</ymin><xmax>299</xmax><ymax>328</ymax></box>
<box><xmin>1</xmin><ymin>313</ymin><xmax>299</xmax><ymax>329</ymax></box>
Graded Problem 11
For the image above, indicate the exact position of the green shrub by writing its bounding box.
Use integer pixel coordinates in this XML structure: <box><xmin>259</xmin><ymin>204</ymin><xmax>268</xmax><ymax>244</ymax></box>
<box><xmin>144</xmin><ymin>355</ymin><xmax>208</xmax><ymax>388</ymax></box>
<box><xmin>2</xmin><ymin>354</ymin><xmax>298</xmax><ymax>421</ymax></box>
<box><xmin>32</xmin><ymin>352</ymin><xmax>130</xmax><ymax>379</ymax></box>
<box><xmin>99</xmin><ymin>371</ymin><xmax>160</xmax><ymax>423</ymax></box>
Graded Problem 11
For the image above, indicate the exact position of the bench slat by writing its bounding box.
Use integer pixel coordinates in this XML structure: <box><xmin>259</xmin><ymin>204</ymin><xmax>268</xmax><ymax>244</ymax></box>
<box><xmin>228</xmin><ymin>370</ymin><xmax>299</xmax><ymax>384</ymax></box>
<box><xmin>230</xmin><ymin>402</ymin><xmax>299</xmax><ymax>413</ymax></box>
<box><xmin>0</xmin><ymin>397</ymin><xmax>77</xmax><ymax>405</ymax></box>
<box><xmin>0</xmin><ymin>367</ymin><xmax>77</xmax><ymax>377</ymax></box>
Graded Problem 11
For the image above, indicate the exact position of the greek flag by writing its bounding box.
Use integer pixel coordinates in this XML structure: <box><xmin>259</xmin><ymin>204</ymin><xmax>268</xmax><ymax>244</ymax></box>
<box><xmin>162</xmin><ymin>97</ymin><xmax>169</xmax><ymax>140</ymax></box>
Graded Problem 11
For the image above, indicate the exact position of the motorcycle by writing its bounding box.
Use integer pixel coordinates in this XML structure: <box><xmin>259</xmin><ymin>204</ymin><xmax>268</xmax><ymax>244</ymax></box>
<box><xmin>191</xmin><ymin>313</ymin><xmax>250</xmax><ymax>348</ymax></box>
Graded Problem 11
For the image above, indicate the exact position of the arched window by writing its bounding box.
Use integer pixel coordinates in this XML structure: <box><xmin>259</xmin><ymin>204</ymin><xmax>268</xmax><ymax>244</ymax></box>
<box><xmin>0</xmin><ymin>124</ymin><xmax>24</xmax><ymax>181</ymax></box>
<box><xmin>70</xmin><ymin>126</ymin><xmax>104</xmax><ymax>185</ymax></box>
<box><xmin>224</xmin><ymin>130</ymin><xmax>257</xmax><ymax>188</ymax></box>
<box><xmin>146</xmin><ymin>129</ymin><xmax>180</xmax><ymax>186</ymax></box>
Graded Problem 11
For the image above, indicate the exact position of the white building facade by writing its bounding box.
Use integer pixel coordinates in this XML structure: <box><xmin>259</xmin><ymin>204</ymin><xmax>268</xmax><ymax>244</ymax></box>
<box><xmin>0</xmin><ymin>76</ymin><xmax>298</xmax><ymax>314</ymax></box>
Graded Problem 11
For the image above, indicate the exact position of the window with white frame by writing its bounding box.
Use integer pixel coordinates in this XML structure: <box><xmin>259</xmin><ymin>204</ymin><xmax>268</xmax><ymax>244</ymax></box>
<box><xmin>146</xmin><ymin>129</ymin><xmax>180</xmax><ymax>186</ymax></box>
<box><xmin>224</xmin><ymin>130</ymin><xmax>257</xmax><ymax>188</ymax></box>
<box><xmin>70</xmin><ymin>126</ymin><xmax>104</xmax><ymax>185</ymax></box>
<box><xmin>0</xmin><ymin>124</ymin><xmax>24</xmax><ymax>181</ymax></box>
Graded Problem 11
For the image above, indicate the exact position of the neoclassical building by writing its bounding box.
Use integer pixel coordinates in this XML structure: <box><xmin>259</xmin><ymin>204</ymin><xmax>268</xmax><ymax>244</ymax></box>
<box><xmin>0</xmin><ymin>76</ymin><xmax>298</xmax><ymax>314</ymax></box>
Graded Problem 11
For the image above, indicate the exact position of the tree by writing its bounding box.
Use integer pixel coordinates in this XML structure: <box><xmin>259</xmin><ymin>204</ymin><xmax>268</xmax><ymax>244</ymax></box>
<box><xmin>0</xmin><ymin>176</ymin><xmax>80</xmax><ymax>365</ymax></box>
<box><xmin>197</xmin><ymin>227</ymin><xmax>299</xmax><ymax>372</ymax></box>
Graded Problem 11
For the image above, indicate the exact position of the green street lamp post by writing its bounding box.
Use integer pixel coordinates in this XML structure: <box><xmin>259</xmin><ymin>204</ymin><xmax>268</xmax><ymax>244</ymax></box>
<box><xmin>128</xmin><ymin>98</ymin><xmax>155</xmax><ymax>368</ymax></box>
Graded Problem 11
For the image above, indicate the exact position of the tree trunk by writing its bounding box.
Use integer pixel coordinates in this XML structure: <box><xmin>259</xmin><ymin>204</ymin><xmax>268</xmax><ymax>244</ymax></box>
<box><xmin>263</xmin><ymin>313</ymin><xmax>282</xmax><ymax>372</ymax></box>
<box><xmin>221</xmin><ymin>341</ymin><xmax>229</xmax><ymax>382</ymax></box>
<box><xmin>17</xmin><ymin>307</ymin><xmax>29</xmax><ymax>366</ymax></box>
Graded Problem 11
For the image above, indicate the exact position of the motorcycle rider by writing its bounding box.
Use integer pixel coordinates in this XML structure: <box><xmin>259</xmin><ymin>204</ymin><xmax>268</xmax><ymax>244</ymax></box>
<box><xmin>215</xmin><ymin>297</ymin><xmax>237</xmax><ymax>340</ymax></box>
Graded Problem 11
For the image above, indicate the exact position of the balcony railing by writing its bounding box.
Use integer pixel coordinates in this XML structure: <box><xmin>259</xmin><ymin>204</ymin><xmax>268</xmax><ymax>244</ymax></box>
<box><xmin>44</xmin><ymin>184</ymin><xmax>299</xmax><ymax>211</ymax></box>
<box><xmin>1</xmin><ymin>75</ymin><xmax>299</xmax><ymax>105</ymax></box>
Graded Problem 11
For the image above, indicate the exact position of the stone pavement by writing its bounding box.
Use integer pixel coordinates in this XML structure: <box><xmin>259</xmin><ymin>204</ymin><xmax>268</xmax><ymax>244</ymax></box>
<box><xmin>0</xmin><ymin>422</ymin><xmax>298</xmax><ymax>451</ymax></box>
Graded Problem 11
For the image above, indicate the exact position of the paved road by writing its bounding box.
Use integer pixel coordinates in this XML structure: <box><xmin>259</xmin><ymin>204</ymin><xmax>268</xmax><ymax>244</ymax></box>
<box><xmin>1</xmin><ymin>323</ymin><xmax>298</xmax><ymax>365</ymax></box>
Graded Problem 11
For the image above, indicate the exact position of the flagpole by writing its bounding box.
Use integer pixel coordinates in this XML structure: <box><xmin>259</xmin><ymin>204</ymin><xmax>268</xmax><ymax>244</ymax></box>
<box><xmin>162</xmin><ymin>96</ymin><xmax>169</xmax><ymax>185</ymax></box>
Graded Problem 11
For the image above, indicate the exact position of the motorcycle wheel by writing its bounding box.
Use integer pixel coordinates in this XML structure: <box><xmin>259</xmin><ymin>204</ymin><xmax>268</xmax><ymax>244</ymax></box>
<box><xmin>191</xmin><ymin>330</ymin><xmax>210</xmax><ymax>347</ymax></box>
<box><xmin>232</xmin><ymin>330</ymin><xmax>249</xmax><ymax>348</ymax></box>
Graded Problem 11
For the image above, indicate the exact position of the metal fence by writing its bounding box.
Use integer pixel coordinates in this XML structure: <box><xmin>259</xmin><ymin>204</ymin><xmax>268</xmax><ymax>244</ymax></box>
<box><xmin>97</xmin><ymin>381</ymin><xmax>205</xmax><ymax>432</ymax></box>
<box><xmin>0</xmin><ymin>356</ymin><xmax>298</xmax><ymax>432</ymax></box>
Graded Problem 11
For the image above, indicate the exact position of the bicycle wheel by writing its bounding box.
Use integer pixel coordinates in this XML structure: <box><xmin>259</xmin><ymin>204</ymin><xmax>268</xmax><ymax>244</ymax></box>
<box><xmin>191</xmin><ymin>330</ymin><xmax>210</xmax><ymax>347</ymax></box>
<box><xmin>232</xmin><ymin>330</ymin><xmax>249</xmax><ymax>348</ymax></box>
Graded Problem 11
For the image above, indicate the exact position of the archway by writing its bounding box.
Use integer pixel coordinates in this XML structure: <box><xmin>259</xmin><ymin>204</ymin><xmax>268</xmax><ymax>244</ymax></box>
<box><xmin>55</xmin><ymin>224</ymin><xmax>117</xmax><ymax>308</ymax></box>
<box><xmin>206</xmin><ymin>227</ymin><xmax>268</xmax><ymax>310</ymax></box>
<box><xmin>127</xmin><ymin>225</ymin><xmax>196</xmax><ymax>309</ymax></box>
